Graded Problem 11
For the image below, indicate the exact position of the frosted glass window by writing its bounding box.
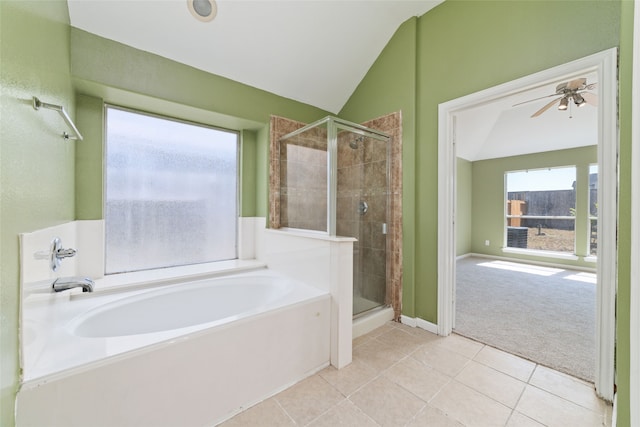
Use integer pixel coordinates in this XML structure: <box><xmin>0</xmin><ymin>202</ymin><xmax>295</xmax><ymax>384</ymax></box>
<box><xmin>105</xmin><ymin>107</ymin><xmax>238</xmax><ymax>274</ymax></box>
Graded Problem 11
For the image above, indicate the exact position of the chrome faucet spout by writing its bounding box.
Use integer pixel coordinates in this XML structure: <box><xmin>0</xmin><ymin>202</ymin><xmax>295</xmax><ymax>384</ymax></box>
<box><xmin>52</xmin><ymin>277</ymin><xmax>94</xmax><ymax>293</ymax></box>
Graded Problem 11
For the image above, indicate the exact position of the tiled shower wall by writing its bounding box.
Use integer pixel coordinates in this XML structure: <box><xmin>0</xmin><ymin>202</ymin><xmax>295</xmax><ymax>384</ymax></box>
<box><xmin>279</xmin><ymin>127</ymin><xmax>328</xmax><ymax>231</ymax></box>
<box><xmin>269</xmin><ymin>113</ymin><xmax>403</xmax><ymax>320</ymax></box>
<box><xmin>336</xmin><ymin>131</ymin><xmax>388</xmax><ymax>308</ymax></box>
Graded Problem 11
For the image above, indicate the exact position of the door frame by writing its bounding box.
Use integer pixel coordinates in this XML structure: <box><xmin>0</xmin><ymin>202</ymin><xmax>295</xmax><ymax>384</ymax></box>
<box><xmin>437</xmin><ymin>48</ymin><xmax>618</xmax><ymax>401</ymax></box>
<box><xmin>630</xmin><ymin>0</ymin><xmax>640</xmax><ymax>422</ymax></box>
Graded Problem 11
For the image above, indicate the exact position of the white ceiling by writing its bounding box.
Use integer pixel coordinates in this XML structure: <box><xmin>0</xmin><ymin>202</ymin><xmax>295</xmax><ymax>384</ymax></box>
<box><xmin>455</xmin><ymin>71</ymin><xmax>599</xmax><ymax>162</ymax></box>
<box><xmin>67</xmin><ymin>0</ymin><xmax>443</xmax><ymax>114</ymax></box>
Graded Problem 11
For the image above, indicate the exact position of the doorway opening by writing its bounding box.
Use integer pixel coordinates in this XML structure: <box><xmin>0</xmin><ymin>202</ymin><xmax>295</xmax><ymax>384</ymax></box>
<box><xmin>437</xmin><ymin>48</ymin><xmax>618</xmax><ymax>401</ymax></box>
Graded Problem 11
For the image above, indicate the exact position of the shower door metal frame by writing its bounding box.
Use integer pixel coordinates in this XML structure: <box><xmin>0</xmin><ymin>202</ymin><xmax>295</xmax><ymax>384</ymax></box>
<box><xmin>279</xmin><ymin>116</ymin><xmax>390</xmax><ymax>237</ymax></box>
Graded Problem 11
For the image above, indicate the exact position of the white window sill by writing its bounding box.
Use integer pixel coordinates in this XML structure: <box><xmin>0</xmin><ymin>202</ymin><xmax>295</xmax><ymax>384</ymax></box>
<box><xmin>501</xmin><ymin>247</ymin><xmax>579</xmax><ymax>261</ymax></box>
<box><xmin>93</xmin><ymin>259</ymin><xmax>268</xmax><ymax>295</ymax></box>
<box><xmin>584</xmin><ymin>255</ymin><xmax>598</xmax><ymax>263</ymax></box>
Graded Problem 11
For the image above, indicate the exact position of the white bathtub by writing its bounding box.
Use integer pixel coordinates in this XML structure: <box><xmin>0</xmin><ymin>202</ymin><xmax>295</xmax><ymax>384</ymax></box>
<box><xmin>17</xmin><ymin>269</ymin><xmax>331</xmax><ymax>427</ymax></box>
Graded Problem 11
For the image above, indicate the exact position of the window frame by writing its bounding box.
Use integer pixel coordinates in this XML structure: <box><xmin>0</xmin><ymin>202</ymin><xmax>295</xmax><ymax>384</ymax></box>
<box><xmin>503</xmin><ymin>166</ymin><xmax>578</xmax><ymax>257</ymax></box>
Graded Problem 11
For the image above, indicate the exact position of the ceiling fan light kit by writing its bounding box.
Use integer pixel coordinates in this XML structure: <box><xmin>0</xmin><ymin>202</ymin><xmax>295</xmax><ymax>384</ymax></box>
<box><xmin>513</xmin><ymin>77</ymin><xmax>598</xmax><ymax>117</ymax></box>
<box><xmin>558</xmin><ymin>96</ymin><xmax>569</xmax><ymax>110</ymax></box>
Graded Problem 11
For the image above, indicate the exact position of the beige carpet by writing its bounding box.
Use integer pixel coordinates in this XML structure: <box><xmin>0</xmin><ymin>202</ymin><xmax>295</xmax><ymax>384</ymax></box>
<box><xmin>455</xmin><ymin>256</ymin><xmax>596</xmax><ymax>382</ymax></box>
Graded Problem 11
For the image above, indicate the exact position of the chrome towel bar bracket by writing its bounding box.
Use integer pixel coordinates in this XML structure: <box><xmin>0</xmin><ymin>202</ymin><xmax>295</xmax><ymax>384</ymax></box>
<box><xmin>32</xmin><ymin>96</ymin><xmax>84</xmax><ymax>141</ymax></box>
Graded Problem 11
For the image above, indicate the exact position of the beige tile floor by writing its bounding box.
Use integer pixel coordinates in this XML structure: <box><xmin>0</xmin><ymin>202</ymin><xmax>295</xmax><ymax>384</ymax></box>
<box><xmin>220</xmin><ymin>321</ymin><xmax>612</xmax><ymax>427</ymax></box>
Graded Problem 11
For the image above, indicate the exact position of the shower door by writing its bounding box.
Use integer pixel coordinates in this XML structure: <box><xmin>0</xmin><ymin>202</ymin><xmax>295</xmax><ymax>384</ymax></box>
<box><xmin>336</xmin><ymin>126</ymin><xmax>390</xmax><ymax>317</ymax></box>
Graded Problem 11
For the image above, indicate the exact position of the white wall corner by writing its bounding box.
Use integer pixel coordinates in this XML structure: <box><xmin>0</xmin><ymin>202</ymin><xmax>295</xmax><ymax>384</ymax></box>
<box><xmin>75</xmin><ymin>220</ymin><xmax>105</xmax><ymax>279</ymax></box>
<box><xmin>253</xmin><ymin>217</ymin><xmax>266</xmax><ymax>261</ymax></box>
<box><xmin>329</xmin><ymin>241</ymin><xmax>353</xmax><ymax>369</ymax></box>
<box><xmin>238</xmin><ymin>217</ymin><xmax>259</xmax><ymax>260</ymax></box>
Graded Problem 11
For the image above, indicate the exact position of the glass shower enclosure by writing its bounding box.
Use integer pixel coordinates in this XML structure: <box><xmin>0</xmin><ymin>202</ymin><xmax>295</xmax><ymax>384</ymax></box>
<box><xmin>278</xmin><ymin>117</ymin><xmax>391</xmax><ymax>317</ymax></box>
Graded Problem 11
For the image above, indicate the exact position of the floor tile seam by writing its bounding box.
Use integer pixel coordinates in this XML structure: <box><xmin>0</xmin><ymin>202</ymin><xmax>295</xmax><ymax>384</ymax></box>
<box><xmin>384</xmin><ymin>369</ymin><xmax>453</xmax><ymax>407</ymax></box>
<box><xmin>417</xmin><ymin>375</ymin><xmax>455</xmax><ymax>406</ymax></box>
<box><xmin>449</xmin><ymin>332</ymin><xmax>486</xmax><ymax>358</ymax></box>
<box><xmin>469</xmin><ymin>356</ymin><xmax>535</xmax><ymax>384</ymax></box>
<box><xmin>528</xmin><ymin>378</ymin><xmax>604</xmax><ymax>411</ymax></box>
<box><xmin>300</xmin><ymin>395</ymin><xmax>350</xmax><ymax>427</ymax></box>
<box><xmin>504</xmin><ymin>410</ymin><xmax>547</xmax><ymax>427</ymax></box>
<box><xmin>447</xmin><ymin>377</ymin><xmax>515</xmax><ymax>413</ymax></box>
<box><xmin>460</xmin><ymin>357</ymin><xmax>530</xmax><ymax>388</ymax></box>
<box><xmin>341</xmin><ymin>353</ymin><xmax>409</xmax><ymax>399</ymax></box>
<box><xmin>343</xmin><ymin>398</ymin><xmax>384</xmax><ymax>427</ymax></box>
<box><xmin>399</xmin><ymin>401</ymin><xmax>429</xmax><ymax>427</ymax></box>
<box><xmin>370</xmin><ymin>334</ymin><xmax>430</xmax><ymax>356</ymax></box>
<box><xmin>407</xmin><ymin>349</ymin><xmax>473</xmax><ymax>379</ymax></box>
<box><xmin>272</xmin><ymin>395</ymin><xmax>301</xmax><ymax>426</ymax></box>
<box><xmin>528</xmin><ymin>362</ymin><xmax>599</xmax><ymax>396</ymax></box>
<box><xmin>504</xmin><ymin>379</ymin><xmax>536</xmax><ymax>427</ymax></box>
<box><xmin>522</xmin><ymin>382</ymin><xmax>606</xmax><ymax>416</ymax></box>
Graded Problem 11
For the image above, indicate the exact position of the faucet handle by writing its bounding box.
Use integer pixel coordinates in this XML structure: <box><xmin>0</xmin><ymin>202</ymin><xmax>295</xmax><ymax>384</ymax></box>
<box><xmin>56</xmin><ymin>248</ymin><xmax>77</xmax><ymax>259</ymax></box>
<box><xmin>50</xmin><ymin>237</ymin><xmax>77</xmax><ymax>272</ymax></box>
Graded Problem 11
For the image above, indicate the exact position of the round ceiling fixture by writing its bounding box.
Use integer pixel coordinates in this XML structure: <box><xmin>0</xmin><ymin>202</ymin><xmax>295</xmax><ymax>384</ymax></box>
<box><xmin>188</xmin><ymin>0</ymin><xmax>217</xmax><ymax>22</ymax></box>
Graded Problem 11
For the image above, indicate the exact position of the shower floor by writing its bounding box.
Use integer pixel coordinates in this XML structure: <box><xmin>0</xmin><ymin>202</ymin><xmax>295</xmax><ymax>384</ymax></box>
<box><xmin>353</xmin><ymin>296</ymin><xmax>383</xmax><ymax>316</ymax></box>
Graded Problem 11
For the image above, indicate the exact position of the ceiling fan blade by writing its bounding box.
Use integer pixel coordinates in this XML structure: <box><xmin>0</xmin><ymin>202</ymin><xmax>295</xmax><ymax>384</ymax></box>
<box><xmin>584</xmin><ymin>82</ymin><xmax>598</xmax><ymax>91</ymax></box>
<box><xmin>582</xmin><ymin>92</ymin><xmax>599</xmax><ymax>107</ymax></box>
<box><xmin>531</xmin><ymin>97</ymin><xmax>562</xmax><ymax>118</ymax></box>
<box><xmin>512</xmin><ymin>93</ymin><xmax>557</xmax><ymax>107</ymax></box>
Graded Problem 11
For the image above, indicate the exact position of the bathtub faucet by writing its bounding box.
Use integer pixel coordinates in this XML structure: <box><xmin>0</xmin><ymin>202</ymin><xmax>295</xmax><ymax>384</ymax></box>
<box><xmin>52</xmin><ymin>277</ymin><xmax>94</xmax><ymax>293</ymax></box>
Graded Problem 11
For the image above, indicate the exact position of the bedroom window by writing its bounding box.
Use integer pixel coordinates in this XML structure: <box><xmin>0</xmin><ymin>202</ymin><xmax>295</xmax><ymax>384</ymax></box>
<box><xmin>589</xmin><ymin>164</ymin><xmax>598</xmax><ymax>256</ymax></box>
<box><xmin>505</xmin><ymin>166</ymin><xmax>576</xmax><ymax>254</ymax></box>
<box><xmin>105</xmin><ymin>106</ymin><xmax>239</xmax><ymax>274</ymax></box>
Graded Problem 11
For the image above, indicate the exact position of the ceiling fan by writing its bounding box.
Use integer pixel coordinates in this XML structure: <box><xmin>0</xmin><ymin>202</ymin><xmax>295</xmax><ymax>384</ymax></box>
<box><xmin>514</xmin><ymin>78</ymin><xmax>598</xmax><ymax>118</ymax></box>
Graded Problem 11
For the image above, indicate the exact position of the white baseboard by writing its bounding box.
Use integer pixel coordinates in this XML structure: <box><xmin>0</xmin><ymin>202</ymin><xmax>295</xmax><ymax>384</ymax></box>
<box><xmin>400</xmin><ymin>315</ymin><xmax>439</xmax><ymax>335</ymax></box>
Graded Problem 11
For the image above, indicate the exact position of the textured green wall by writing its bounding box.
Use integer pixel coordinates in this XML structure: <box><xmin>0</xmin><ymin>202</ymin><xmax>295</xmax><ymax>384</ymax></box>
<box><xmin>75</xmin><ymin>94</ymin><xmax>103</xmax><ymax>219</ymax></box>
<box><xmin>241</xmin><ymin>129</ymin><xmax>257</xmax><ymax>216</ymax></box>
<box><xmin>470</xmin><ymin>146</ymin><xmax>596</xmax><ymax>267</ymax></box>
<box><xmin>340</xmin><ymin>1</ymin><xmax>630</xmax><ymax>423</ymax></box>
<box><xmin>456</xmin><ymin>158</ymin><xmax>472</xmax><ymax>256</ymax></box>
<box><xmin>615</xmin><ymin>1</ymin><xmax>634</xmax><ymax>425</ymax></box>
<box><xmin>0</xmin><ymin>2</ymin><xmax>75</xmax><ymax>425</ymax></box>
<box><xmin>340</xmin><ymin>17</ymin><xmax>418</xmax><ymax>316</ymax></box>
<box><xmin>415</xmin><ymin>0</ymin><xmax>620</xmax><ymax>323</ymax></box>
<box><xmin>70</xmin><ymin>29</ymin><xmax>329</xmax><ymax>220</ymax></box>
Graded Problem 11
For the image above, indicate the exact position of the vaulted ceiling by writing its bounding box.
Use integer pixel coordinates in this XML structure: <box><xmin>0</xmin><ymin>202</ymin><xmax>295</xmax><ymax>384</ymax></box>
<box><xmin>67</xmin><ymin>1</ymin><xmax>597</xmax><ymax>160</ymax></box>
<box><xmin>67</xmin><ymin>0</ymin><xmax>443</xmax><ymax>114</ymax></box>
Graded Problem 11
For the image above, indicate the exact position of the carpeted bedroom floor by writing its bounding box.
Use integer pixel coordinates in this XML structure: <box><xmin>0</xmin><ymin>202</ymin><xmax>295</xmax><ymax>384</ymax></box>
<box><xmin>454</xmin><ymin>256</ymin><xmax>596</xmax><ymax>382</ymax></box>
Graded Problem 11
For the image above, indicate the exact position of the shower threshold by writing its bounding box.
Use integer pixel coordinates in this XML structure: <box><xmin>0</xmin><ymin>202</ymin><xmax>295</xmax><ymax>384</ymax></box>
<box><xmin>353</xmin><ymin>296</ymin><xmax>384</xmax><ymax>317</ymax></box>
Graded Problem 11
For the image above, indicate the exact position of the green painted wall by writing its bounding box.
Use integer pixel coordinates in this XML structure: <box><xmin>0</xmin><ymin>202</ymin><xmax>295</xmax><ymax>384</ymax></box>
<box><xmin>340</xmin><ymin>17</ymin><xmax>418</xmax><ymax>316</ymax></box>
<box><xmin>240</xmin><ymin>129</ymin><xmax>257</xmax><ymax>216</ymax></box>
<box><xmin>70</xmin><ymin>29</ymin><xmax>329</xmax><ymax>221</ymax></box>
<box><xmin>470</xmin><ymin>147</ymin><xmax>596</xmax><ymax>268</ymax></box>
<box><xmin>415</xmin><ymin>0</ymin><xmax>620</xmax><ymax>323</ymax></box>
<box><xmin>0</xmin><ymin>1</ymin><xmax>75</xmax><ymax>425</ymax></box>
<box><xmin>615</xmin><ymin>1</ymin><xmax>634</xmax><ymax>425</ymax></box>
<box><xmin>456</xmin><ymin>158</ymin><xmax>472</xmax><ymax>256</ymax></box>
<box><xmin>75</xmin><ymin>94</ymin><xmax>103</xmax><ymax>219</ymax></box>
<box><xmin>341</xmin><ymin>1</ymin><xmax>633</xmax><ymax>423</ymax></box>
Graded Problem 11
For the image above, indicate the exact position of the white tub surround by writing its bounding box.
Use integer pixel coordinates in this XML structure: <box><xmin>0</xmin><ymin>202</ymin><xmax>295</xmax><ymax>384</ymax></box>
<box><xmin>17</xmin><ymin>273</ymin><xmax>330</xmax><ymax>426</ymax></box>
<box><xmin>262</xmin><ymin>228</ymin><xmax>355</xmax><ymax>368</ymax></box>
<box><xmin>17</xmin><ymin>218</ymin><xmax>353</xmax><ymax>426</ymax></box>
